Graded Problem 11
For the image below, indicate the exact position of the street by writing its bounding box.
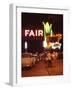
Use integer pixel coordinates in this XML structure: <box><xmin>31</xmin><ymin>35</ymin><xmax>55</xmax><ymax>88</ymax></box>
<box><xmin>22</xmin><ymin>59</ymin><xmax>63</xmax><ymax>77</ymax></box>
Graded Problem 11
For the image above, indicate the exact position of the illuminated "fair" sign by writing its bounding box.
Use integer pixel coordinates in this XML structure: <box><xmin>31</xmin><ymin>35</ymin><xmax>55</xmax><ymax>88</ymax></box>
<box><xmin>25</xmin><ymin>29</ymin><xmax>43</xmax><ymax>37</ymax></box>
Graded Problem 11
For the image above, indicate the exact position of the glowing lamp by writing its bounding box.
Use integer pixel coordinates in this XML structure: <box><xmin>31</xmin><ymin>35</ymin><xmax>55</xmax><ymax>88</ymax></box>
<box><xmin>25</xmin><ymin>41</ymin><xmax>27</xmax><ymax>49</ymax></box>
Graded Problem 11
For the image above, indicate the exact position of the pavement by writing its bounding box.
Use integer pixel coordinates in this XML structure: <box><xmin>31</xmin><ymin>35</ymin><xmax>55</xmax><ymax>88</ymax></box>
<box><xmin>22</xmin><ymin>59</ymin><xmax>63</xmax><ymax>77</ymax></box>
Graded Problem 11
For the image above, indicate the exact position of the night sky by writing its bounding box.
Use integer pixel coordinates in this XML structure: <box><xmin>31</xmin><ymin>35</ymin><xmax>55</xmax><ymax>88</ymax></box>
<box><xmin>21</xmin><ymin>12</ymin><xmax>63</xmax><ymax>53</ymax></box>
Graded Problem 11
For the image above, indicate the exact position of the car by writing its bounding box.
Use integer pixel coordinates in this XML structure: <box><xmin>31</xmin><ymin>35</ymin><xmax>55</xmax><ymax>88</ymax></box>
<box><xmin>22</xmin><ymin>53</ymin><xmax>36</xmax><ymax>68</ymax></box>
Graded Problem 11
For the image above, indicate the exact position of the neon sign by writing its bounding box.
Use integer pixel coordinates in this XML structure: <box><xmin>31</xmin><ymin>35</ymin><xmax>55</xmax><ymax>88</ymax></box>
<box><xmin>42</xmin><ymin>22</ymin><xmax>54</xmax><ymax>37</ymax></box>
<box><xmin>24</xmin><ymin>29</ymin><xmax>43</xmax><ymax>37</ymax></box>
<box><xmin>22</xmin><ymin>21</ymin><xmax>54</xmax><ymax>41</ymax></box>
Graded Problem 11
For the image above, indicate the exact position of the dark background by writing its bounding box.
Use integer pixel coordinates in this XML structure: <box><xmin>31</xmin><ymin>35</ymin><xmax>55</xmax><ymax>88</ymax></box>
<box><xmin>21</xmin><ymin>12</ymin><xmax>63</xmax><ymax>53</ymax></box>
